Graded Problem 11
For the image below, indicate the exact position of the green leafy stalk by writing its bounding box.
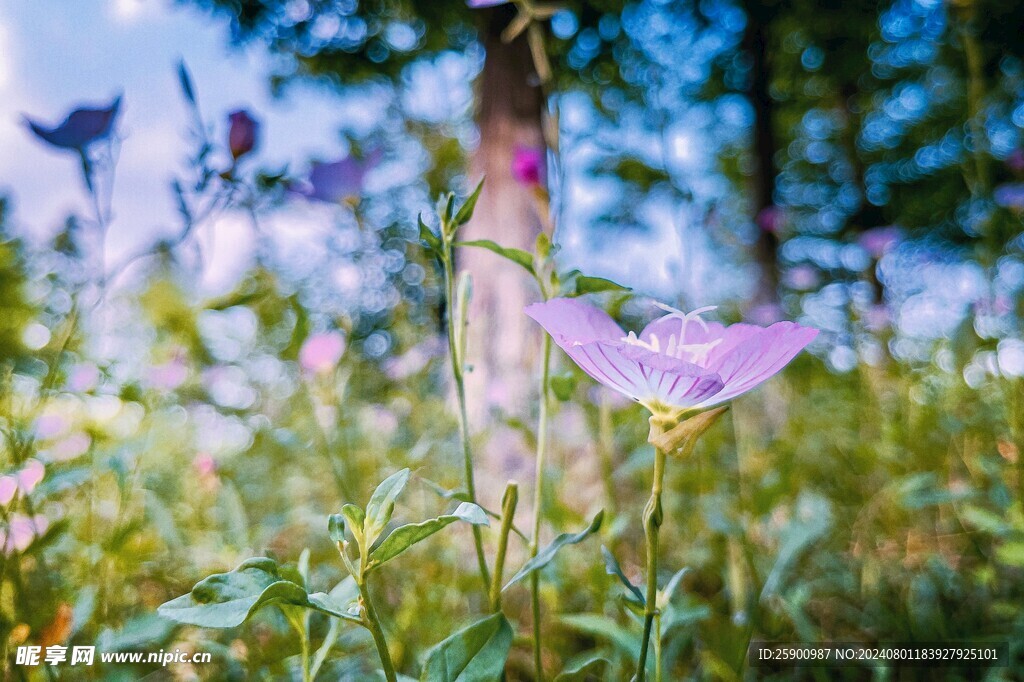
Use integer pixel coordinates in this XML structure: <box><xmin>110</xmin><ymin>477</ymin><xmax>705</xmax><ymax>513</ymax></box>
<box><xmin>490</xmin><ymin>482</ymin><xmax>519</xmax><ymax>612</ymax></box>
<box><xmin>358</xmin><ymin>577</ymin><xmax>397</xmax><ymax>682</ymax></box>
<box><xmin>529</xmin><ymin>333</ymin><xmax>553</xmax><ymax>680</ymax></box>
<box><xmin>441</xmin><ymin>251</ymin><xmax>491</xmax><ymax>593</ymax></box>
<box><xmin>636</xmin><ymin>444</ymin><xmax>666</xmax><ymax>682</ymax></box>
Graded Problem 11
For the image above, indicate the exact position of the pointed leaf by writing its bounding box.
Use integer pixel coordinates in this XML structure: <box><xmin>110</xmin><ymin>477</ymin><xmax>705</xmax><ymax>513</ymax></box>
<box><xmin>565</xmin><ymin>272</ymin><xmax>631</xmax><ymax>296</ymax></box>
<box><xmin>601</xmin><ymin>546</ymin><xmax>645</xmax><ymax>606</ymax></box>
<box><xmin>456</xmin><ymin>240</ymin><xmax>535</xmax><ymax>276</ymax></box>
<box><xmin>307</xmin><ymin>577</ymin><xmax>362</xmax><ymax>624</ymax></box>
<box><xmin>157</xmin><ymin>558</ymin><xmax>308</xmax><ymax>628</ymax></box>
<box><xmin>328</xmin><ymin>514</ymin><xmax>347</xmax><ymax>544</ymax></box>
<box><xmin>453</xmin><ymin>178</ymin><xmax>485</xmax><ymax>227</ymax></box>
<box><xmin>177</xmin><ymin>60</ymin><xmax>197</xmax><ymax>105</ymax></box>
<box><xmin>649</xmin><ymin>406</ymin><xmax>728</xmax><ymax>459</ymax></box>
<box><xmin>555</xmin><ymin>655</ymin><xmax>610</xmax><ymax>681</ymax></box>
<box><xmin>365</xmin><ymin>469</ymin><xmax>411</xmax><ymax>545</ymax></box>
<box><xmin>419</xmin><ymin>214</ymin><xmax>441</xmax><ymax>252</ymax></box>
<box><xmin>369</xmin><ymin>503</ymin><xmax>488</xmax><ymax>570</ymax></box>
<box><xmin>503</xmin><ymin>511</ymin><xmax>604</xmax><ymax>590</ymax></box>
<box><xmin>420</xmin><ymin>613</ymin><xmax>513</xmax><ymax>682</ymax></box>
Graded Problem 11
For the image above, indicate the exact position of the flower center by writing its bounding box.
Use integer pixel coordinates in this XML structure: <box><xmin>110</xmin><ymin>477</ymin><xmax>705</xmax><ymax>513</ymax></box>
<box><xmin>621</xmin><ymin>303</ymin><xmax>722</xmax><ymax>366</ymax></box>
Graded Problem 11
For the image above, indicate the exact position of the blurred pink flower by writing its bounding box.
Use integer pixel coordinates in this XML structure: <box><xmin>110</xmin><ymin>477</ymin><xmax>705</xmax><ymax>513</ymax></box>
<box><xmin>46</xmin><ymin>432</ymin><xmax>92</xmax><ymax>463</ymax></box>
<box><xmin>34</xmin><ymin>414</ymin><xmax>69</xmax><ymax>441</ymax></box>
<box><xmin>1</xmin><ymin>514</ymin><xmax>48</xmax><ymax>554</ymax></box>
<box><xmin>16</xmin><ymin>460</ymin><xmax>44</xmax><ymax>495</ymax></box>
<box><xmin>192</xmin><ymin>453</ymin><xmax>220</xmax><ymax>492</ymax></box>
<box><xmin>0</xmin><ymin>477</ymin><xmax>17</xmax><ymax>506</ymax></box>
<box><xmin>228</xmin><ymin>109</ymin><xmax>260</xmax><ymax>160</ymax></box>
<box><xmin>148</xmin><ymin>355</ymin><xmax>188</xmax><ymax>391</ymax></box>
<box><xmin>383</xmin><ymin>338</ymin><xmax>445</xmax><ymax>380</ymax></box>
<box><xmin>299</xmin><ymin>331</ymin><xmax>346</xmax><ymax>374</ymax></box>
<box><xmin>526</xmin><ymin>298</ymin><xmax>817</xmax><ymax>413</ymax></box>
<box><xmin>746</xmin><ymin>303</ymin><xmax>784</xmax><ymax>325</ymax></box>
<box><xmin>857</xmin><ymin>226</ymin><xmax>902</xmax><ymax>259</ymax></box>
<box><xmin>512</xmin><ymin>146</ymin><xmax>546</xmax><ymax>187</ymax></box>
<box><xmin>755</xmin><ymin>206</ymin><xmax>785</xmax><ymax>234</ymax></box>
<box><xmin>467</xmin><ymin>0</ymin><xmax>510</xmax><ymax>7</ymax></box>
<box><xmin>784</xmin><ymin>265</ymin><xmax>819</xmax><ymax>291</ymax></box>
<box><xmin>862</xmin><ymin>304</ymin><xmax>891</xmax><ymax>332</ymax></box>
<box><xmin>66</xmin><ymin>363</ymin><xmax>100</xmax><ymax>393</ymax></box>
<box><xmin>24</xmin><ymin>96</ymin><xmax>121</xmax><ymax>151</ymax></box>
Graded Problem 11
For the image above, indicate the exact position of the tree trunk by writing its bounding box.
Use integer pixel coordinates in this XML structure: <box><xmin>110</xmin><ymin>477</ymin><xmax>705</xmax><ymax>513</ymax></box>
<box><xmin>459</xmin><ymin>7</ymin><xmax>546</xmax><ymax>484</ymax></box>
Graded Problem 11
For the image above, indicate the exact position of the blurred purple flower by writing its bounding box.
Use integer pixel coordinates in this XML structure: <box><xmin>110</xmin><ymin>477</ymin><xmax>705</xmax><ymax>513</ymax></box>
<box><xmin>525</xmin><ymin>298</ymin><xmax>817</xmax><ymax>414</ymax></box>
<box><xmin>298</xmin><ymin>151</ymin><xmax>381</xmax><ymax>203</ymax></box>
<box><xmin>44</xmin><ymin>432</ymin><xmax>92</xmax><ymax>463</ymax></box>
<box><xmin>34</xmin><ymin>414</ymin><xmax>69</xmax><ymax>441</ymax></box>
<box><xmin>862</xmin><ymin>304</ymin><xmax>891</xmax><ymax>332</ymax></box>
<box><xmin>1</xmin><ymin>514</ymin><xmax>49</xmax><ymax>554</ymax></box>
<box><xmin>512</xmin><ymin>145</ymin><xmax>546</xmax><ymax>187</ymax></box>
<box><xmin>995</xmin><ymin>183</ymin><xmax>1024</xmax><ymax>211</ymax></box>
<box><xmin>24</xmin><ymin>96</ymin><xmax>121</xmax><ymax>151</ymax></box>
<box><xmin>755</xmin><ymin>206</ymin><xmax>785</xmax><ymax>234</ymax></box>
<box><xmin>857</xmin><ymin>226</ymin><xmax>902</xmax><ymax>259</ymax></box>
<box><xmin>299</xmin><ymin>331</ymin><xmax>346</xmax><ymax>374</ymax></box>
<box><xmin>1006</xmin><ymin>149</ymin><xmax>1024</xmax><ymax>174</ymax></box>
<box><xmin>746</xmin><ymin>303</ymin><xmax>784</xmax><ymax>325</ymax></box>
<box><xmin>467</xmin><ymin>0</ymin><xmax>510</xmax><ymax>7</ymax></box>
<box><xmin>228</xmin><ymin>109</ymin><xmax>260</xmax><ymax>160</ymax></box>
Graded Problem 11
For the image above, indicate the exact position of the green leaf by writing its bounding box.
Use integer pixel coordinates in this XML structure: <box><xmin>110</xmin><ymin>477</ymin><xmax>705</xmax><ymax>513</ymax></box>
<box><xmin>419</xmin><ymin>214</ymin><xmax>441</xmax><ymax>252</ymax></box>
<box><xmin>365</xmin><ymin>469</ymin><xmax>411</xmax><ymax>546</ymax></box>
<box><xmin>601</xmin><ymin>545</ymin><xmax>645</xmax><ymax>606</ymax></box>
<box><xmin>456</xmin><ymin>240</ymin><xmax>535</xmax><ymax>276</ymax></box>
<box><xmin>453</xmin><ymin>178</ymin><xmax>485</xmax><ymax>227</ymax></box>
<box><xmin>369</xmin><ymin>503</ymin><xmax>488</xmax><ymax>570</ymax></box>
<box><xmin>342</xmin><ymin>504</ymin><xmax>367</xmax><ymax>547</ymax></box>
<box><xmin>550</xmin><ymin>373</ymin><xmax>577</xmax><ymax>401</ymax></box>
<box><xmin>503</xmin><ymin>511</ymin><xmax>604</xmax><ymax>590</ymax></box>
<box><xmin>157</xmin><ymin>557</ymin><xmax>309</xmax><ymax>628</ymax></box>
<box><xmin>569</xmin><ymin>273</ymin><xmax>631</xmax><ymax>296</ymax></box>
<box><xmin>307</xmin><ymin>577</ymin><xmax>362</xmax><ymax>624</ymax></box>
<box><xmin>960</xmin><ymin>506</ymin><xmax>1009</xmax><ymax>535</ymax></box>
<box><xmin>554</xmin><ymin>655</ymin><xmax>610</xmax><ymax>681</ymax></box>
<box><xmin>420</xmin><ymin>613</ymin><xmax>513</xmax><ymax>682</ymax></box>
<box><xmin>996</xmin><ymin>542</ymin><xmax>1024</xmax><ymax>567</ymax></box>
<box><xmin>558</xmin><ymin>614</ymin><xmax>638</xmax><ymax>661</ymax></box>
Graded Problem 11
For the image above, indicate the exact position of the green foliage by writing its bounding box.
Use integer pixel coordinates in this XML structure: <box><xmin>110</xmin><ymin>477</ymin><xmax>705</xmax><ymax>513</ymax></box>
<box><xmin>419</xmin><ymin>613</ymin><xmax>513</xmax><ymax>682</ymax></box>
<box><xmin>503</xmin><ymin>511</ymin><xmax>604</xmax><ymax>590</ymax></box>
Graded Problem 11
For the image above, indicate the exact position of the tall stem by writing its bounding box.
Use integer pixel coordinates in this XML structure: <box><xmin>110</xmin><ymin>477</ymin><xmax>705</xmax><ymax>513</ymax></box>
<box><xmin>528</xmin><ymin>333</ymin><xmax>553</xmax><ymax>680</ymax></box>
<box><xmin>358</xmin><ymin>579</ymin><xmax>398</xmax><ymax>682</ymax></box>
<box><xmin>442</xmin><ymin>254</ymin><xmax>491</xmax><ymax>592</ymax></box>
<box><xmin>636</xmin><ymin>446</ymin><xmax>666</xmax><ymax>682</ymax></box>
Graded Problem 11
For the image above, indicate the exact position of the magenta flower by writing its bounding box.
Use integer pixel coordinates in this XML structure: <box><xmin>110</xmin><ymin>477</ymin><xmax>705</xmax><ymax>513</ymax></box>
<box><xmin>857</xmin><ymin>226</ymin><xmax>902</xmax><ymax>259</ymax></box>
<box><xmin>298</xmin><ymin>150</ymin><xmax>382</xmax><ymax>203</ymax></box>
<box><xmin>299</xmin><ymin>331</ymin><xmax>346</xmax><ymax>374</ymax></box>
<box><xmin>24</xmin><ymin>96</ymin><xmax>121</xmax><ymax>151</ymax></box>
<box><xmin>525</xmin><ymin>298</ymin><xmax>817</xmax><ymax>416</ymax></box>
<box><xmin>755</xmin><ymin>205</ymin><xmax>785</xmax><ymax>234</ymax></box>
<box><xmin>227</xmin><ymin>109</ymin><xmax>260</xmax><ymax>160</ymax></box>
<box><xmin>512</xmin><ymin>145</ymin><xmax>546</xmax><ymax>187</ymax></box>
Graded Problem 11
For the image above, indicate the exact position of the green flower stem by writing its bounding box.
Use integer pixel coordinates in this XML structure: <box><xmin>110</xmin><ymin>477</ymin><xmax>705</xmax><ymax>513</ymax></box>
<box><xmin>636</xmin><ymin>444</ymin><xmax>667</xmax><ymax>682</ymax></box>
<box><xmin>441</xmin><ymin>252</ymin><xmax>491</xmax><ymax>593</ymax></box>
<box><xmin>654</xmin><ymin>611</ymin><xmax>663</xmax><ymax>682</ymax></box>
<box><xmin>528</xmin><ymin>333</ymin><xmax>553</xmax><ymax>680</ymax></box>
<box><xmin>283</xmin><ymin>608</ymin><xmax>312</xmax><ymax>682</ymax></box>
<box><xmin>358</xmin><ymin>578</ymin><xmax>398</xmax><ymax>682</ymax></box>
<box><xmin>490</xmin><ymin>482</ymin><xmax>519</xmax><ymax>612</ymax></box>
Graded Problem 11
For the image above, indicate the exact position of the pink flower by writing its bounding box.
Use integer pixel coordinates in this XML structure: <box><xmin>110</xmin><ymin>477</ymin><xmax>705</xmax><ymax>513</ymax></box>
<box><xmin>148</xmin><ymin>355</ymin><xmax>188</xmax><ymax>391</ymax></box>
<box><xmin>228</xmin><ymin>110</ymin><xmax>260</xmax><ymax>160</ymax></box>
<box><xmin>16</xmin><ymin>460</ymin><xmax>44</xmax><ymax>495</ymax></box>
<box><xmin>525</xmin><ymin>298</ymin><xmax>817</xmax><ymax>415</ymax></box>
<box><xmin>193</xmin><ymin>452</ymin><xmax>217</xmax><ymax>477</ymax></box>
<box><xmin>512</xmin><ymin>146</ymin><xmax>546</xmax><ymax>187</ymax></box>
<box><xmin>299</xmin><ymin>332</ymin><xmax>346</xmax><ymax>374</ymax></box>
<box><xmin>34</xmin><ymin>414</ymin><xmax>69</xmax><ymax>440</ymax></box>
<box><xmin>46</xmin><ymin>432</ymin><xmax>92</xmax><ymax>462</ymax></box>
<box><xmin>66</xmin><ymin>363</ymin><xmax>100</xmax><ymax>393</ymax></box>
<box><xmin>784</xmin><ymin>265</ymin><xmax>819</xmax><ymax>291</ymax></box>
<box><xmin>0</xmin><ymin>477</ymin><xmax>17</xmax><ymax>505</ymax></box>
<box><xmin>857</xmin><ymin>226</ymin><xmax>902</xmax><ymax>259</ymax></box>
<box><xmin>755</xmin><ymin>206</ymin><xmax>785</xmax><ymax>234</ymax></box>
<box><xmin>467</xmin><ymin>0</ymin><xmax>510</xmax><ymax>7</ymax></box>
<box><xmin>1</xmin><ymin>514</ymin><xmax>48</xmax><ymax>554</ymax></box>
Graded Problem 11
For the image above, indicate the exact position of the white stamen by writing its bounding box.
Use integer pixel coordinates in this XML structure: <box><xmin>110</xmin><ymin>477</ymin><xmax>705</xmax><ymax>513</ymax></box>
<box><xmin>618</xmin><ymin>302</ymin><xmax>722</xmax><ymax>366</ymax></box>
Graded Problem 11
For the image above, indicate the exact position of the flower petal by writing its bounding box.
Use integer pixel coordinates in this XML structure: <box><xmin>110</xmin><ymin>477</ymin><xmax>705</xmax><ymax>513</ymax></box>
<box><xmin>617</xmin><ymin>344</ymin><xmax>724</xmax><ymax>407</ymax></box>
<box><xmin>697</xmin><ymin>322</ymin><xmax>818</xmax><ymax>406</ymax></box>
<box><xmin>525</xmin><ymin>298</ymin><xmax>625</xmax><ymax>347</ymax></box>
